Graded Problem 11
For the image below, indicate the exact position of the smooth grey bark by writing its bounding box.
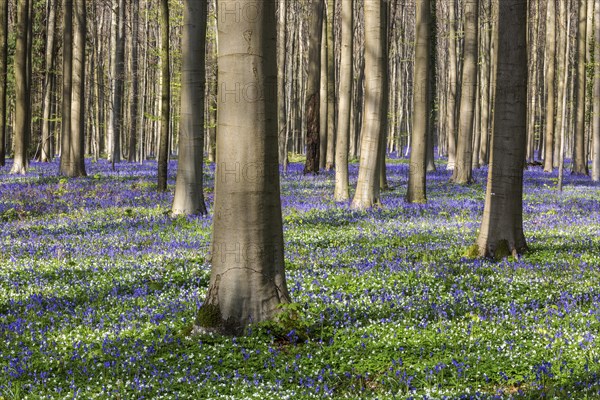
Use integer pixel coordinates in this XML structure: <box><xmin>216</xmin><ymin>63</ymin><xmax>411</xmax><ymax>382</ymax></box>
<box><xmin>40</xmin><ymin>0</ymin><xmax>56</xmax><ymax>162</ymax></box>
<box><xmin>304</xmin><ymin>0</ymin><xmax>324</xmax><ymax>174</ymax></box>
<box><xmin>11</xmin><ymin>0</ymin><xmax>30</xmax><ymax>174</ymax></box>
<box><xmin>325</xmin><ymin>0</ymin><xmax>336</xmax><ymax>170</ymax></box>
<box><xmin>172</xmin><ymin>0</ymin><xmax>208</xmax><ymax>215</ymax></box>
<box><xmin>446</xmin><ymin>0</ymin><xmax>458</xmax><ymax>170</ymax></box>
<box><xmin>476</xmin><ymin>0</ymin><xmax>528</xmax><ymax>258</ymax></box>
<box><xmin>196</xmin><ymin>0</ymin><xmax>290</xmax><ymax>334</ymax></box>
<box><xmin>406</xmin><ymin>0</ymin><xmax>431</xmax><ymax>203</ymax></box>
<box><xmin>573</xmin><ymin>0</ymin><xmax>588</xmax><ymax>174</ymax></box>
<box><xmin>554</xmin><ymin>0</ymin><xmax>568</xmax><ymax>168</ymax></box>
<box><xmin>333</xmin><ymin>0</ymin><xmax>352</xmax><ymax>202</ymax></box>
<box><xmin>593</xmin><ymin>0</ymin><xmax>600</xmax><ymax>182</ymax></box>
<box><xmin>109</xmin><ymin>0</ymin><xmax>125</xmax><ymax>165</ymax></box>
<box><xmin>543</xmin><ymin>0</ymin><xmax>556</xmax><ymax>172</ymax></box>
<box><xmin>67</xmin><ymin>0</ymin><xmax>87</xmax><ymax>177</ymax></box>
<box><xmin>351</xmin><ymin>0</ymin><xmax>386</xmax><ymax>209</ymax></box>
<box><xmin>128</xmin><ymin>0</ymin><xmax>140</xmax><ymax>162</ymax></box>
<box><xmin>319</xmin><ymin>19</ymin><xmax>328</xmax><ymax>170</ymax></box>
<box><xmin>277</xmin><ymin>0</ymin><xmax>286</xmax><ymax>165</ymax></box>
<box><xmin>157</xmin><ymin>0</ymin><xmax>170</xmax><ymax>191</ymax></box>
<box><xmin>0</xmin><ymin>0</ymin><xmax>7</xmax><ymax>166</ymax></box>
<box><xmin>452</xmin><ymin>0</ymin><xmax>478</xmax><ymax>184</ymax></box>
<box><xmin>59</xmin><ymin>0</ymin><xmax>73</xmax><ymax>175</ymax></box>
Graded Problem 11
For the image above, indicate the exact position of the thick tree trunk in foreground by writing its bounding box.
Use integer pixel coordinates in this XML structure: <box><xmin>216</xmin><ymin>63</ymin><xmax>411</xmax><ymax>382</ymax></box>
<box><xmin>172</xmin><ymin>0</ymin><xmax>208</xmax><ymax>215</ymax></box>
<box><xmin>452</xmin><ymin>0</ymin><xmax>478</xmax><ymax>184</ymax></box>
<box><xmin>351</xmin><ymin>0</ymin><xmax>386</xmax><ymax>209</ymax></box>
<box><xmin>406</xmin><ymin>0</ymin><xmax>431</xmax><ymax>203</ymax></box>
<box><xmin>196</xmin><ymin>0</ymin><xmax>290</xmax><ymax>334</ymax></box>
<box><xmin>157</xmin><ymin>0</ymin><xmax>170</xmax><ymax>191</ymax></box>
<box><xmin>11</xmin><ymin>0</ymin><xmax>30</xmax><ymax>174</ymax></box>
<box><xmin>334</xmin><ymin>0</ymin><xmax>352</xmax><ymax>202</ymax></box>
<box><xmin>476</xmin><ymin>0</ymin><xmax>527</xmax><ymax>258</ymax></box>
<box><xmin>304</xmin><ymin>0</ymin><xmax>324</xmax><ymax>174</ymax></box>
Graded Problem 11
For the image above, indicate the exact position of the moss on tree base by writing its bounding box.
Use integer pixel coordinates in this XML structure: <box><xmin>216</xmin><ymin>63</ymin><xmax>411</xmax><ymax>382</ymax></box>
<box><xmin>195</xmin><ymin>304</ymin><xmax>222</xmax><ymax>328</ymax></box>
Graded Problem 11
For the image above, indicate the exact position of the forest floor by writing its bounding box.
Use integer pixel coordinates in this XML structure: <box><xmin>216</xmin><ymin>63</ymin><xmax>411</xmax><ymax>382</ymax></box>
<box><xmin>1</xmin><ymin>158</ymin><xmax>600</xmax><ymax>399</ymax></box>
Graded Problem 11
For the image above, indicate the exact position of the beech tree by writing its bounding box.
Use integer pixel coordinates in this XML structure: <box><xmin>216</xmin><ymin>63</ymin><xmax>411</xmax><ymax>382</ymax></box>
<box><xmin>593</xmin><ymin>0</ymin><xmax>600</xmax><ymax>182</ymax></box>
<box><xmin>333</xmin><ymin>0</ymin><xmax>352</xmax><ymax>202</ymax></box>
<box><xmin>108</xmin><ymin>0</ymin><xmax>125</xmax><ymax>165</ymax></box>
<box><xmin>451</xmin><ymin>0</ymin><xmax>478</xmax><ymax>184</ymax></box>
<box><xmin>157</xmin><ymin>0</ymin><xmax>170</xmax><ymax>191</ymax></box>
<box><xmin>543</xmin><ymin>0</ymin><xmax>556</xmax><ymax>172</ymax></box>
<box><xmin>172</xmin><ymin>0</ymin><xmax>208</xmax><ymax>215</ymax></box>
<box><xmin>11</xmin><ymin>0</ymin><xmax>30</xmax><ymax>174</ymax></box>
<box><xmin>195</xmin><ymin>0</ymin><xmax>290</xmax><ymax>333</ymax></box>
<box><xmin>573</xmin><ymin>0</ymin><xmax>588</xmax><ymax>175</ymax></box>
<box><xmin>304</xmin><ymin>0</ymin><xmax>324</xmax><ymax>174</ymax></box>
<box><xmin>406</xmin><ymin>0</ymin><xmax>431</xmax><ymax>204</ymax></box>
<box><xmin>351</xmin><ymin>0</ymin><xmax>387</xmax><ymax>209</ymax></box>
<box><xmin>476</xmin><ymin>0</ymin><xmax>527</xmax><ymax>258</ymax></box>
<box><xmin>0</xmin><ymin>0</ymin><xmax>7</xmax><ymax>166</ymax></box>
<box><xmin>40</xmin><ymin>0</ymin><xmax>57</xmax><ymax>162</ymax></box>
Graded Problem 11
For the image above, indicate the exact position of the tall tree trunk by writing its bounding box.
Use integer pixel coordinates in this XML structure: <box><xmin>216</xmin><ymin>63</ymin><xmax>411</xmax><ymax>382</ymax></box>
<box><xmin>196</xmin><ymin>0</ymin><xmax>289</xmax><ymax>334</ymax></box>
<box><xmin>319</xmin><ymin>19</ymin><xmax>328</xmax><ymax>170</ymax></box>
<box><xmin>67</xmin><ymin>0</ymin><xmax>87</xmax><ymax>177</ymax></box>
<box><xmin>451</xmin><ymin>0</ymin><xmax>478</xmax><ymax>184</ymax></box>
<box><xmin>543</xmin><ymin>0</ymin><xmax>556</xmax><ymax>171</ymax></box>
<box><xmin>11</xmin><ymin>0</ymin><xmax>30</xmax><ymax>174</ymax></box>
<box><xmin>128</xmin><ymin>0</ymin><xmax>140</xmax><ymax>162</ymax></box>
<box><xmin>573</xmin><ymin>0</ymin><xmax>589</xmax><ymax>174</ymax></box>
<box><xmin>446</xmin><ymin>0</ymin><xmax>458</xmax><ymax>170</ymax></box>
<box><xmin>206</xmin><ymin>2</ymin><xmax>217</xmax><ymax>163</ymax></box>
<box><xmin>277</xmin><ymin>0</ymin><xmax>286</xmax><ymax>165</ymax></box>
<box><xmin>351</xmin><ymin>0</ymin><xmax>386</xmax><ymax>209</ymax></box>
<box><xmin>109</xmin><ymin>0</ymin><xmax>125</xmax><ymax>165</ymax></box>
<box><xmin>478</xmin><ymin>0</ymin><xmax>491</xmax><ymax>166</ymax></box>
<box><xmin>59</xmin><ymin>0</ymin><xmax>73</xmax><ymax>175</ymax></box>
<box><xmin>333</xmin><ymin>0</ymin><xmax>352</xmax><ymax>202</ymax></box>
<box><xmin>40</xmin><ymin>0</ymin><xmax>57</xmax><ymax>162</ymax></box>
<box><xmin>325</xmin><ymin>0</ymin><xmax>336</xmax><ymax>170</ymax></box>
<box><xmin>554</xmin><ymin>0</ymin><xmax>568</xmax><ymax>168</ymax></box>
<box><xmin>172</xmin><ymin>0</ymin><xmax>207</xmax><ymax>215</ymax></box>
<box><xmin>476</xmin><ymin>0</ymin><xmax>527</xmax><ymax>258</ymax></box>
<box><xmin>157</xmin><ymin>0</ymin><xmax>170</xmax><ymax>191</ymax></box>
<box><xmin>304</xmin><ymin>0</ymin><xmax>324</xmax><ymax>174</ymax></box>
<box><xmin>594</xmin><ymin>0</ymin><xmax>600</xmax><ymax>181</ymax></box>
<box><xmin>0</xmin><ymin>0</ymin><xmax>7</xmax><ymax>166</ymax></box>
<box><xmin>406</xmin><ymin>0</ymin><xmax>431</xmax><ymax>203</ymax></box>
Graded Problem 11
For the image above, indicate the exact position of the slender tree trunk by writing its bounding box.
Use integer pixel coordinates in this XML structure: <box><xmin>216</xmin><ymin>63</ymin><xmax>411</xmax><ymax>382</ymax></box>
<box><xmin>554</xmin><ymin>0</ymin><xmax>568</xmax><ymax>168</ymax></box>
<box><xmin>40</xmin><ymin>0</ymin><xmax>57</xmax><ymax>162</ymax></box>
<box><xmin>333</xmin><ymin>0</ymin><xmax>352</xmax><ymax>202</ymax></box>
<box><xmin>476</xmin><ymin>0</ymin><xmax>528</xmax><ymax>258</ymax></box>
<box><xmin>325</xmin><ymin>0</ymin><xmax>336</xmax><ymax>170</ymax></box>
<box><xmin>543</xmin><ymin>0</ymin><xmax>556</xmax><ymax>171</ymax></box>
<box><xmin>319</xmin><ymin>19</ymin><xmax>328</xmax><ymax>170</ymax></box>
<box><xmin>196</xmin><ymin>0</ymin><xmax>289</xmax><ymax>334</ymax></box>
<box><xmin>594</xmin><ymin>0</ymin><xmax>600</xmax><ymax>181</ymax></box>
<box><xmin>304</xmin><ymin>0</ymin><xmax>325</xmax><ymax>174</ymax></box>
<box><xmin>66</xmin><ymin>0</ymin><xmax>87</xmax><ymax>177</ymax></box>
<box><xmin>446</xmin><ymin>0</ymin><xmax>458</xmax><ymax>170</ymax></box>
<box><xmin>172</xmin><ymin>0</ymin><xmax>208</xmax><ymax>215</ymax></box>
<box><xmin>157</xmin><ymin>0</ymin><xmax>170</xmax><ymax>191</ymax></box>
<box><xmin>109</xmin><ymin>0</ymin><xmax>125</xmax><ymax>165</ymax></box>
<box><xmin>128</xmin><ymin>0</ymin><xmax>140</xmax><ymax>162</ymax></box>
<box><xmin>351</xmin><ymin>0</ymin><xmax>386</xmax><ymax>209</ymax></box>
<box><xmin>478</xmin><ymin>0</ymin><xmax>491</xmax><ymax>166</ymax></box>
<box><xmin>406</xmin><ymin>0</ymin><xmax>431</xmax><ymax>203</ymax></box>
<box><xmin>451</xmin><ymin>0</ymin><xmax>478</xmax><ymax>184</ymax></box>
<box><xmin>0</xmin><ymin>0</ymin><xmax>7</xmax><ymax>166</ymax></box>
<box><xmin>11</xmin><ymin>0</ymin><xmax>30</xmax><ymax>174</ymax></box>
<box><xmin>574</xmin><ymin>0</ymin><xmax>589</xmax><ymax>174</ymax></box>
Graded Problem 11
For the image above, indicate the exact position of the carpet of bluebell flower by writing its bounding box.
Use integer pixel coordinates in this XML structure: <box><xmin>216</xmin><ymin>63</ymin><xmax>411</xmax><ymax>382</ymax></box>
<box><xmin>0</xmin><ymin>157</ymin><xmax>599</xmax><ymax>399</ymax></box>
